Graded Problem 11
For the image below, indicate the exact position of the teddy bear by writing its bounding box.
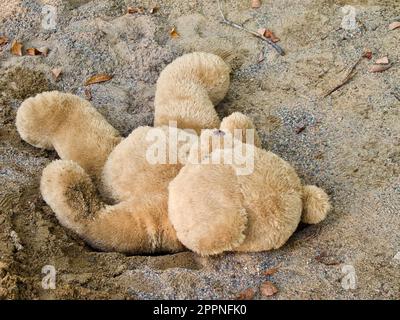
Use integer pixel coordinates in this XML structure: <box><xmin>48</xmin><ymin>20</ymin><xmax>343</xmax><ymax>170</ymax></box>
<box><xmin>15</xmin><ymin>52</ymin><xmax>330</xmax><ymax>256</ymax></box>
<box><xmin>168</xmin><ymin>127</ymin><xmax>330</xmax><ymax>255</ymax></box>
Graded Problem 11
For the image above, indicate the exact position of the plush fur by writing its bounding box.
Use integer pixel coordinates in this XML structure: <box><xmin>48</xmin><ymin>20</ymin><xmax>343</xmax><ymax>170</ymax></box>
<box><xmin>154</xmin><ymin>52</ymin><xmax>230</xmax><ymax>133</ymax></box>
<box><xmin>220</xmin><ymin>112</ymin><xmax>261</xmax><ymax>147</ymax></box>
<box><xmin>16</xmin><ymin>91</ymin><xmax>121</xmax><ymax>181</ymax></box>
<box><xmin>16</xmin><ymin>51</ymin><xmax>330</xmax><ymax>256</ymax></box>
<box><xmin>169</xmin><ymin>140</ymin><xmax>328</xmax><ymax>255</ymax></box>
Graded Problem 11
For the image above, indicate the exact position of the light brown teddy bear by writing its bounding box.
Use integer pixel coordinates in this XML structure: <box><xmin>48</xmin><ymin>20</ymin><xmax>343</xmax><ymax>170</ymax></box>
<box><xmin>16</xmin><ymin>52</ymin><xmax>330</xmax><ymax>256</ymax></box>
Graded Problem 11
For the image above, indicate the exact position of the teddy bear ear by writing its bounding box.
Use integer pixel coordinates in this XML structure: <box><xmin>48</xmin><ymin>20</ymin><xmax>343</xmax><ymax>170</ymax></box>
<box><xmin>220</xmin><ymin>112</ymin><xmax>261</xmax><ymax>148</ymax></box>
<box><xmin>168</xmin><ymin>163</ymin><xmax>248</xmax><ymax>256</ymax></box>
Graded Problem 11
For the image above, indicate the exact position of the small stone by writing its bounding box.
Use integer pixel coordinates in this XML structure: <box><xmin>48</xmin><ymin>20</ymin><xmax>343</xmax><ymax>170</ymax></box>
<box><xmin>260</xmin><ymin>281</ymin><xmax>278</xmax><ymax>297</ymax></box>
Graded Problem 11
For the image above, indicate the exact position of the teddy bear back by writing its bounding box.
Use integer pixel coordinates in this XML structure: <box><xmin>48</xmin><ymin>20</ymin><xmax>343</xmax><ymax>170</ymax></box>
<box><xmin>233</xmin><ymin>148</ymin><xmax>303</xmax><ymax>252</ymax></box>
<box><xmin>169</xmin><ymin>141</ymin><xmax>304</xmax><ymax>255</ymax></box>
<box><xmin>101</xmin><ymin>125</ymin><xmax>198</xmax><ymax>203</ymax></box>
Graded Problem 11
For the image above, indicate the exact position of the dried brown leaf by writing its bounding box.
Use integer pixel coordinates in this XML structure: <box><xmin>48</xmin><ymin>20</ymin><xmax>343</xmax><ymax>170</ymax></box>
<box><xmin>169</xmin><ymin>27</ymin><xmax>179</xmax><ymax>38</ymax></box>
<box><xmin>260</xmin><ymin>281</ymin><xmax>278</xmax><ymax>297</ymax></box>
<box><xmin>236</xmin><ymin>288</ymin><xmax>255</xmax><ymax>300</ymax></box>
<box><xmin>0</xmin><ymin>36</ymin><xmax>8</xmax><ymax>46</ymax></box>
<box><xmin>10</xmin><ymin>40</ymin><xmax>23</xmax><ymax>56</ymax></box>
<box><xmin>263</xmin><ymin>267</ymin><xmax>279</xmax><ymax>276</ymax></box>
<box><xmin>26</xmin><ymin>47</ymin><xmax>42</xmax><ymax>56</ymax></box>
<box><xmin>369</xmin><ymin>64</ymin><xmax>391</xmax><ymax>73</ymax></box>
<box><xmin>265</xmin><ymin>29</ymin><xmax>280</xmax><ymax>43</ymax></box>
<box><xmin>51</xmin><ymin>68</ymin><xmax>62</xmax><ymax>80</ymax></box>
<box><xmin>388</xmin><ymin>21</ymin><xmax>400</xmax><ymax>31</ymax></box>
<box><xmin>362</xmin><ymin>50</ymin><xmax>372</xmax><ymax>60</ymax></box>
<box><xmin>85</xmin><ymin>74</ymin><xmax>113</xmax><ymax>85</ymax></box>
<box><xmin>375</xmin><ymin>56</ymin><xmax>389</xmax><ymax>65</ymax></box>
<box><xmin>127</xmin><ymin>6</ymin><xmax>144</xmax><ymax>14</ymax></box>
<box><xmin>251</xmin><ymin>0</ymin><xmax>261</xmax><ymax>9</ymax></box>
<box><xmin>257</xmin><ymin>28</ymin><xmax>266</xmax><ymax>36</ymax></box>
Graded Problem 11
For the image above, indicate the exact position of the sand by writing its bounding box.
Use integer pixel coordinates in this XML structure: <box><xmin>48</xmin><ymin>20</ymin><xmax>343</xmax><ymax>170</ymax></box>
<box><xmin>0</xmin><ymin>0</ymin><xmax>399</xmax><ymax>299</ymax></box>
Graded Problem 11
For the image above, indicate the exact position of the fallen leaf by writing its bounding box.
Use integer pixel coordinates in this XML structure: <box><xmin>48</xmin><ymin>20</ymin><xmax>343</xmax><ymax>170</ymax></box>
<box><xmin>38</xmin><ymin>47</ymin><xmax>49</xmax><ymax>57</ymax></box>
<box><xmin>251</xmin><ymin>0</ymin><xmax>261</xmax><ymax>9</ymax></box>
<box><xmin>260</xmin><ymin>281</ymin><xmax>278</xmax><ymax>297</ymax></box>
<box><xmin>51</xmin><ymin>68</ymin><xmax>62</xmax><ymax>80</ymax></box>
<box><xmin>388</xmin><ymin>21</ymin><xmax>400</xmax><ymax>31</ymax></box>
<box><xmin>84</xmin><ymin>87</ymin><xmax>92</xmax><ymax>101</ymax></box>
<box><xmin>375</xmin><ymin>56</ymin><xmax>389</xmax><ymax>65</ymax></box>
<box><xmin>236</xmin><ymin>288</ymin><xmax>255</xmax><ymax>300</ymax></box>
<box><xmin>263</xmin><ymin>267</ymin><xmax>279</xmax><ymax>276</ymax></box>
<box><xmin>85</xmin><ymin>74</ymin><xmax>113</xmax><ymax>85</ymax></box>
<box><xmin>26</xmin><ymin>48</ymin><xmax>42</xmax><ymax>56</ymax></box>
<box><xmin>257</xmin><ymin>28</ymin><xmax>266</xmax><ymax>36</ymax></box>
<box><xmin>10</xmin><ymin>40</ymin><xmax>23</xmax><ymax>56</ymax></box>
<box><xmin>169</xmin><ymin>27</ymin><xmax>179</xmax><ymax>38</ymax></box>
<box><xmin>315</xmin><ymin>252</ymin><xmax>341</xmax><ymax>265</ymax></box>
<box><xmin>369</xmin><ymin>64</ymin><xmax>391</xmax><ymax>73</ymax></box>
<box><xmin>362</xmin><ymin>50</ymin><xmax>372</xmax><ymax>60</ymax></box>
<box><xmin>258</xmin><ymin>50</ymin><xmax>265</xmax><ymax>63</ymax></box>
<box><xmin>127</xmin><ymin>6</ymin><xmax>144</xmax><ymax>14</ymax></box>
<box><xmin>0</xmin><ymin>36</ymin><xmax>8</xmax><ymax>46</ymax></box>
<box><xmin>264</xmin><ymin>29</ymin><xmax>280</xmax><ymax>43</ymax></box>
<box><xmin>149</xmin><ymin>5</ymin><xmax>159</xmax><ymax>14</ymax></box>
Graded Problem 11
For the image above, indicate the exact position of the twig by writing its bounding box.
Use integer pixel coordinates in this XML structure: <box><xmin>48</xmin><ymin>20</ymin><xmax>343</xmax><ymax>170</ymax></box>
<box><xmin>323</xmin><ymin>56</ymin><xmax>363</xmax><ymax>98</ymax></box>
<box><xmin>391</xmin><ymin>91</ymin><xmax>400</xmax><ymax>101</ymax></box>
<box><xmin>217</xmin><ymin>0</ymin><xmax>285</xmax><ymax>56</ymax></box>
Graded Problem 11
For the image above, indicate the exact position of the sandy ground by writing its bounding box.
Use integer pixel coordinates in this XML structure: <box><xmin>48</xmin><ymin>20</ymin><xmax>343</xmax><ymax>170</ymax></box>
<box><xmin>0</xmin><ymin>0</ymin><xmax>399</xmax><ymax>299</ymax></box>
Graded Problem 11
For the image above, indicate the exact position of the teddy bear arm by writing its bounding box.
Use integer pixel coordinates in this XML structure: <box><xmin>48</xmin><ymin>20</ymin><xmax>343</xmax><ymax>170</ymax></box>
<box><xmin>168</xmin><ymin>163</ymin><xmax>248</xmax><ymax>256</ymax></box>
<box><xmin>41</xmin><ymin>160</ymin><xmax>184</xmax><ymax>254</ymax></box>
<box><xmin>17</xmin><ymin>91</ymin><xmax>122</xmax><ymax>179</ymax></box>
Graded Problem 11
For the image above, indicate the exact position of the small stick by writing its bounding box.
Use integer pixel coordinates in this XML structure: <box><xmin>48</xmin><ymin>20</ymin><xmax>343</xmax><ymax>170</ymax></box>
<box><xmin>217</xmin><ymin>0</ymin><xmax>285</xmax><ymax>56</ymax></box>
<box><xmin>391</xmin><ymin>91</ymin><xmax>400</xmax><ymax>101</ymax></box>
<box><xmin>323</xmin><ymin>56</ymin><xmax>363</xmax><ymax>98</ymax></box>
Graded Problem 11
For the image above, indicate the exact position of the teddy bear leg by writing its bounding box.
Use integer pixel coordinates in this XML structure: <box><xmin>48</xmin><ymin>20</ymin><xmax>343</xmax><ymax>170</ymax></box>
<box><xmin>85</xmin><ymin>197</ymin><xmax>185</xmax><ymax>254</ymax></box>
<box><xmin>17</xmin><ymin>91</ymin><xmax>122</xmax><ymax>178</ymax></box>
<box><xmin>168</xmin><ymin>163</ymin><xmax>248</xmax><ymax>255</ymax></box>
<box><xmin>220</xmin><ymin>112</ymin><xmax>261</xmax><ymax>147</ymax></box>
<box><xmin>302</xmin><ymin>185</ymin><xmax>331</xmax><ymax>224</ymax></box>
<box><xmin>40</xmin><ymin>160</ymin><xmax>104</xmax><ymax>236</ymax></box>
<box><xmin>41</xmin><ymin>160</ymin><xmax>184</xmax><ymax>254</ymax></box>
<box><xmin>155</xmin><ymin>52</ymin><xmax>231</xmax><ymax>132</ymax></box>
